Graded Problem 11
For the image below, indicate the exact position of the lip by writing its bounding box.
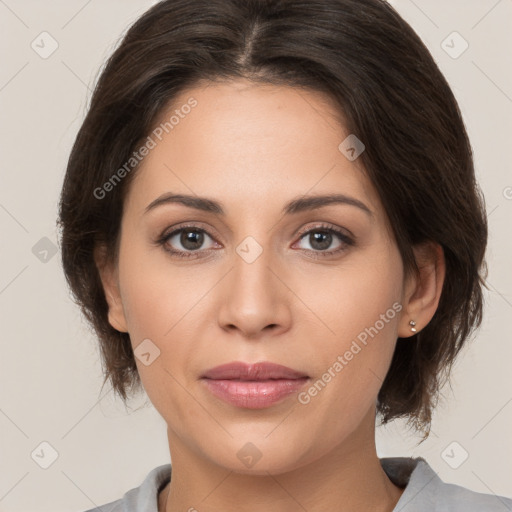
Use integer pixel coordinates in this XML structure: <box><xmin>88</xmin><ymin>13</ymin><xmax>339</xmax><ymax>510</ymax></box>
<box><xmin>201</xmin><ymin>361</ymin><xmax>309</xmax><ymax>380</ymax></box>
<box><xmin>200</xmin><ymin>361</ymin><xmax>310</xmax><ymax>409</ymax></box>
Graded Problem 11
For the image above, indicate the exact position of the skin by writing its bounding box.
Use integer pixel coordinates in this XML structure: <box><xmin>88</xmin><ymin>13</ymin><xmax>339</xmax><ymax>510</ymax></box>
<box><xmin>96</xmin><ymin>79</ymin><xmax>445</xmax><ymax>512</ymax></box>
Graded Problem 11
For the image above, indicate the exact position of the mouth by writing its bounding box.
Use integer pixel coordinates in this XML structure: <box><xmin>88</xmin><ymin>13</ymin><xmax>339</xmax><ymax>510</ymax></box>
<box><xmin>200</xmin><ymin>361</ymin><xmax>310</xmax><ymax>409</ymax></box>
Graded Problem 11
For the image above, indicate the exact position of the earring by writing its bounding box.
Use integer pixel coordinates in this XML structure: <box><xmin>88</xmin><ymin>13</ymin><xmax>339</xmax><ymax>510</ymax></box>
<box><xmin>409</xmin><ymin>320</ymin><xmax>417</xmax><ymax>333</ymax></box>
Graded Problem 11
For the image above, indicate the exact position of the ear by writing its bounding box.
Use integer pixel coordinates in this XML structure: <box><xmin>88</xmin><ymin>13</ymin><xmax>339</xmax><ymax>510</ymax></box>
<box><xmin>94</xmin><ymin>244</ymin><xmax>128</xmax><ymax>333</ymax></box>
<box><xmin>398</xmin><ymin>241</ymin><xmax>445</xmax><ymax>338</ymax></box>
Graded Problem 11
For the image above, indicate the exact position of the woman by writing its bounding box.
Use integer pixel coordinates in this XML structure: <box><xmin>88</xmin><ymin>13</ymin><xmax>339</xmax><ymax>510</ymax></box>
<box><xmin>58</xmin><ymin>0</ymin><xmax>512</xmax><ymax>510</ymax></box>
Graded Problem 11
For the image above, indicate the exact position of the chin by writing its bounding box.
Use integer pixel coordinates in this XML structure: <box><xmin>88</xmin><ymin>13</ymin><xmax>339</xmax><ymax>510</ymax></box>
<box><xmin>207</xmin><ymin>440</ymin><xmax>313</xmax><ymax>476</ymax></box>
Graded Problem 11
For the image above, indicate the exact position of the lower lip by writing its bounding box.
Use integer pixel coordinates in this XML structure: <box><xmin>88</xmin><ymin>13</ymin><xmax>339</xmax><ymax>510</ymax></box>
<box><xmin>201</xmin><ymin>378</ymin><xmax>309</xmax><ymax>409</ymax></box>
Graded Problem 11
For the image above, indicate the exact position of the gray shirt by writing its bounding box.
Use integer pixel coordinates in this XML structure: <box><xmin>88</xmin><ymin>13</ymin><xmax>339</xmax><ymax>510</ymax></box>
<box><xmin>82</xmin><ymin>456</ymin><xmax>512</xmax><ymax>511</ymax></box>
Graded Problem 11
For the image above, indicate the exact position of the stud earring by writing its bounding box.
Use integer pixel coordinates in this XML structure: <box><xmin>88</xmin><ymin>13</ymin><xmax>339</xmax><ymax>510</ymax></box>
<box><xmin>409</xmin><ymin>320</ymin><xmax>417</xmax><ymax>333</ymax></box>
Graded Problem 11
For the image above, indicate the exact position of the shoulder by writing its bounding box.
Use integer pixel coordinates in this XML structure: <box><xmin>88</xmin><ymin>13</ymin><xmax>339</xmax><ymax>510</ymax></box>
<box><xmin>80</xmin><ymin>463</ymin><xmax>172</xmax><ymax>512</ymax></box>
<box><xmin>383</xmin><ymin>456</ymin><xmax>512</xmax><ymax>512</ymax></box>
<box><xmin>433</xmin><ymin>479</ymin><xmax>512</xmax><ymax>511</ymax></box>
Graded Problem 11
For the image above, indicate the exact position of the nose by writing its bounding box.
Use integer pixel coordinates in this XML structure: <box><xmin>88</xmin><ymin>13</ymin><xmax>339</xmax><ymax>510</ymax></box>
<box><xmin>217</xmin><ymin>243</ymin><xmax>292</xmax><ymax>340</ymax></box>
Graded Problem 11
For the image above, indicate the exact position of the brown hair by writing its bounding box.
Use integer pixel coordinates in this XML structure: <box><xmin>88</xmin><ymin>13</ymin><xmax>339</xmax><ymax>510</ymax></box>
<box><xmin>58</xmin><ymin>0</ymin><xmax>488</xmax><ymax>438</ymax></box>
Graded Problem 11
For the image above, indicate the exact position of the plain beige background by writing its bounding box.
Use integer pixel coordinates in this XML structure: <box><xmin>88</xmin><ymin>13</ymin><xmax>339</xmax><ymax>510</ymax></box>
<box><xmin>0</xmin><ymin>0</ymin><xmax>511</xmax><ymax>510</ymax></box>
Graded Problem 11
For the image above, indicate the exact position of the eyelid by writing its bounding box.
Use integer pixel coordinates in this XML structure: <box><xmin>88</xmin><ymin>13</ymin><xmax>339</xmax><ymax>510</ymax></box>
<box><xmin>160</xmin><ymin>221</ymin><xmax>353</xmax><ymax>242</ymax></box>
<box><xmin>160</xmin><ymin>221</ymin><xmax>221</xmax><ymax>241</ymax></box>
<box><xmin>294</xmin><ymin>222</ymin><xmax>354</xmax><ymax>242</ymax></box>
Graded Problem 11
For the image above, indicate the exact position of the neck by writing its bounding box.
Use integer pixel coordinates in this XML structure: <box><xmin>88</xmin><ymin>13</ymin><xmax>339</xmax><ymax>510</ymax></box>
<box><xmin>159</xmin><ymin>409</ymin><xmax>404</xmax><ymax>512</ymax></box>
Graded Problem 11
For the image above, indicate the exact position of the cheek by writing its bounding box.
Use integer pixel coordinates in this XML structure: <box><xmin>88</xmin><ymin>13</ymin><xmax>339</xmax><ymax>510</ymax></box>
<box><xmin>116</xmin><ymin>247</ymin><xmax>197</xmax><ymax>408</ymax></box>
<box><xmin>117</xmin><ymin>232</ymin><xmax>193</xmax><ymax>339</ymax></box>
<box><xmin>301</xmin><ymin>241</ymin><xmax>403</xmax><ymax>345</ymax></box>
<box><xmin>296</xmin><ymin>243</ymin><xmax>403</xmax><ymax>406</ymax></box>
<box><xmin>116</xmin><ymin>235</ymin><xmax>217</xmax><ymax>390</ymax></box>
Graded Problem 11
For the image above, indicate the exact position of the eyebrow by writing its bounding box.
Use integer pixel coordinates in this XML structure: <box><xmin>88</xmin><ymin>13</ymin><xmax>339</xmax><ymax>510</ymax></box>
<box><xmin>144</xmin><ymin>192</ymin><xmax>373</xmax><ymax>217</ymax></box>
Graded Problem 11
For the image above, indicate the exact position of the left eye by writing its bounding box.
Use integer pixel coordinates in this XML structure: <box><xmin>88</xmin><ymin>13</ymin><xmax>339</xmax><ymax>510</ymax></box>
<box><xmin>295</xmin><ymin>228</ymin><xmax>351</xmax><ymax>253</ymax></box>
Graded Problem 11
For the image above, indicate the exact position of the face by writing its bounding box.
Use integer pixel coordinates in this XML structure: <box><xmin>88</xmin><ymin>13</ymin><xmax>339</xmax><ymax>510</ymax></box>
<box><xmin>101</xmin><ymin>79</ymin><xmax>413</xmax><ymax>474</ymax></box>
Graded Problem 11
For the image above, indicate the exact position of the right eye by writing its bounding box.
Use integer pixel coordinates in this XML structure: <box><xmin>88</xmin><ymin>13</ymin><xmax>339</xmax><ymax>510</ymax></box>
<box><xmin>157</xmin><ymin>224</ymin><xmax>221</xmax><ymax>259</ymax></box>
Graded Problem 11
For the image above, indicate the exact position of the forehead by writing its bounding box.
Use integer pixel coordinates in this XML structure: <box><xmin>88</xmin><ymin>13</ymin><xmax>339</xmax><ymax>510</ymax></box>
<box><xmin>125</xmin><ymin>79</ymin><xmax>382</xmax><ymax>218</ymax></box>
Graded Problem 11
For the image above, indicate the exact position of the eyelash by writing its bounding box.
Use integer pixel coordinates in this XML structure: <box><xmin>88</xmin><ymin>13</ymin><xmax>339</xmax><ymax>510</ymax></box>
<box><xmin>155</xmin><ymin>222</ymin><xmax>354</xmax><ymax>260</ymax></box>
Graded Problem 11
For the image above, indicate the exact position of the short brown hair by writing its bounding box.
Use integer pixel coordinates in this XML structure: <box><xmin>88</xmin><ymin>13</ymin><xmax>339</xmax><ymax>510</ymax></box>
<box><xmin>58</xmin><ymin>0</ymin><xmax>488</xmax><ymax>438</ymax></box>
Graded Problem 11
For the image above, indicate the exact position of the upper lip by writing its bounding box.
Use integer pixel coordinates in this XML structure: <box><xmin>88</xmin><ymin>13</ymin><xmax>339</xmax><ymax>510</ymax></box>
<box><xmin>201</xmin><ymin>361</ymin><xmax>309</xmax><ymax>380</ymax></box>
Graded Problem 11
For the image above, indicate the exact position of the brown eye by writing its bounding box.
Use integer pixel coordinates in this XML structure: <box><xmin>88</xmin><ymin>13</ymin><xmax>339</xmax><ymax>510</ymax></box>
<box><xmin>304</xmin><ymin>231</ymin><xmax>335</xmax><ymax>251</ymax></box>
<box><xmin>294</xmin><ymin>224</ymin><xmax>354</xmax><ymax>258</ymax></box>
<box><xmin>175</xmin><ymin>229</ymin><xmax>206</xmax><ymax>251</ymax></box>
<box><xmin>158</xmin><ymin>225</ymin><xmax>219</xmax><ymax>259</ymax></box>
